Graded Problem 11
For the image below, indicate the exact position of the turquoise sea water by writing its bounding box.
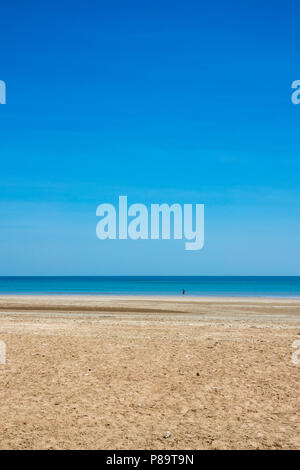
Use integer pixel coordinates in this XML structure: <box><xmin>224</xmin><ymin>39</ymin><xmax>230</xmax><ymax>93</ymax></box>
<box><xmin>0</xmin><ymin>276</ymin><xmax>300</xmax><ymax>297</ymax></box>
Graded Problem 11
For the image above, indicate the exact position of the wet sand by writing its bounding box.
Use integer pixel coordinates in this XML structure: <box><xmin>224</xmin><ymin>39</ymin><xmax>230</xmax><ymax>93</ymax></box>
<box><xmin>0</xmin><ymin>295</ymin><xmax>299</xmax><ymax>449</ymax></box>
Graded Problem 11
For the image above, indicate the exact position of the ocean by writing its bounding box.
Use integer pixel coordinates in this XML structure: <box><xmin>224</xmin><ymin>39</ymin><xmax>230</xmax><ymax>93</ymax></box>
<box><xmin>0</xmin><ymin>276</ymin><xmax>300</xmax><ymax>297</ymax></box>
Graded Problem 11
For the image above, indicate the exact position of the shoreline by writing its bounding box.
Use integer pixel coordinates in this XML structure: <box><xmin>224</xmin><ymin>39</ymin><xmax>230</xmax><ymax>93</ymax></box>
<box><xmin>1</xmin><ymin>293</ymin><xmax>300</xmax><ymax>300</ymax></box>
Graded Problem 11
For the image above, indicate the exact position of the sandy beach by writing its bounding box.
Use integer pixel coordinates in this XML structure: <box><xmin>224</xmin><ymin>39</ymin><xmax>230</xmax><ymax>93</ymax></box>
<box><xmin>0</xmin><ymin>295</ymin><xmax>299</xmax><ymax>450</ymax></box>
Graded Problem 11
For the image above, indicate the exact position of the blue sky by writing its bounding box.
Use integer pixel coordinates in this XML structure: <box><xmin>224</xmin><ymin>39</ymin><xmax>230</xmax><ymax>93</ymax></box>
<box><xmin>0</xmin><ymin>0</ymin><xmax>299</xmax><ymax>275</ymax></box>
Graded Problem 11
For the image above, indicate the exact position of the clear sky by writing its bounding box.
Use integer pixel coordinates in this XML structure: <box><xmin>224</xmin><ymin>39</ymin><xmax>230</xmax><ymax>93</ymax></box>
<box><xmin>0</xmin><ymin>0</ymin><xmax>299</xmax><ymax>275</ymax></box>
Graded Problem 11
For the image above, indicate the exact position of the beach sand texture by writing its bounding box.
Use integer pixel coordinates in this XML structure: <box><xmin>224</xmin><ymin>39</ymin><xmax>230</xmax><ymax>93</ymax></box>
<box><xmin>0</xmin><ymin>295</ymin><xmax>299</xmax><ymax>449</ymax></box>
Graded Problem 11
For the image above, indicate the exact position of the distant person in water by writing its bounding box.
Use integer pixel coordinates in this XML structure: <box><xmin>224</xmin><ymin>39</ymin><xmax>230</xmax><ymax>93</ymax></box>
<box><xmin>182</xmin><ymin>288</ymin><xmax>185</xmax><ymax>295</ymax></box>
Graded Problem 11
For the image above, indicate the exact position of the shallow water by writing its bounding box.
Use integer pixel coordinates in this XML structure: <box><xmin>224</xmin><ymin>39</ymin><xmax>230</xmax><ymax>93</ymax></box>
<box><xmin>0</xmin><ymin>276</ymin><xmax>300</xmax><ymax>297</ymax></box>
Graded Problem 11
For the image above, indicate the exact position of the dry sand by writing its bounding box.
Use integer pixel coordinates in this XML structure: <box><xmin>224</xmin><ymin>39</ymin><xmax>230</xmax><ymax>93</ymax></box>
<box><xmin>0</xmin><ymin>295</ymin><xmax>299</xmax><ymax>450</ymax></box>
